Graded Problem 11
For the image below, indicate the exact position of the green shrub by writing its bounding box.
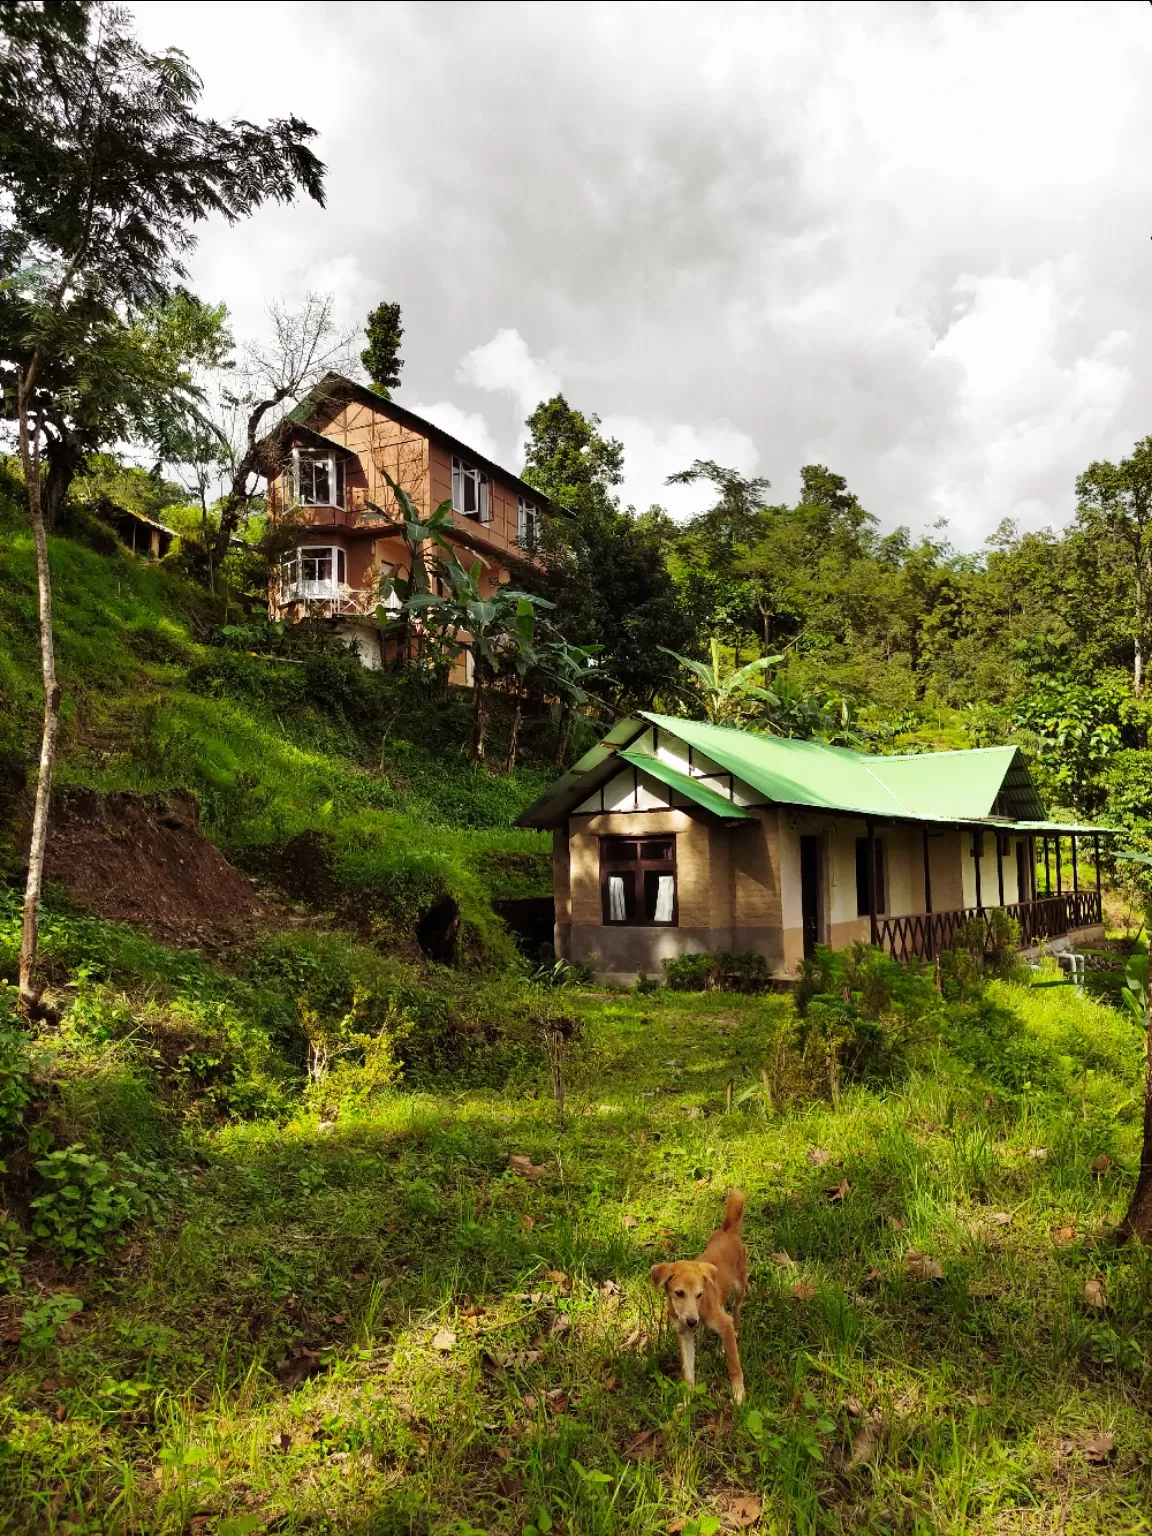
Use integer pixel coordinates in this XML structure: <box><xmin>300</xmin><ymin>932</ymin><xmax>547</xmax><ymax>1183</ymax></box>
<box><xmin>663</xmin><ymin>950</ymin><xmax>770</xmax><ymax>993</ymax></box>
<box><xmin>0</xmin><ymin>1211</ymin><xmax>26</xmax><ymax>1291</ymax></box>
<box><xmin>30</xmin><ymin>1143</ymin><xmax>169</xmax><ymax>1266</ymax></box>
<box><xmin>0</xmin><ymin>993</ymin><xmax>32</xmax><ymax>1148</ymax></box>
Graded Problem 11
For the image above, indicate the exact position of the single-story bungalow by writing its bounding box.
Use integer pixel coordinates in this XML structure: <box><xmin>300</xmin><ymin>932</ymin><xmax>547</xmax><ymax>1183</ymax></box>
<box><xmin>516</xmin><ymin>713</ymin><xmax>1110</xmax><ymax>985</ymax></box>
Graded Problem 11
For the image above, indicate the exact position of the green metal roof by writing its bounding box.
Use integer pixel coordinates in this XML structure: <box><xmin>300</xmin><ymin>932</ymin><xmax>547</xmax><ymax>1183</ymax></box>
<box><xmin>515</xmin><ymin>712</ymin><xmax>1085</xmax><ymax>831</ymax></box>
<box><xmin>617</xmin><ymin>748</ymin><xmax>751</xmax><ymax>820</ymax></box>
<box><xmin>639</xmin><ymin>713</ymin><xmax>1047</xmax><ymax>824</ymax></box>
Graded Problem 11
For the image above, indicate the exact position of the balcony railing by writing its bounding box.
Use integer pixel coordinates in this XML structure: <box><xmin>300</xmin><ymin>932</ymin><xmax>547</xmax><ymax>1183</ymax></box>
<box><xmin>877</xmin><ymin>891</ymin><xmax>1103</xmax><ymax>963</ymax></box>
<box><xmin>278</xmin><ymin>583</ymin><xmax>401</xmax><ymax>619</ymax></box>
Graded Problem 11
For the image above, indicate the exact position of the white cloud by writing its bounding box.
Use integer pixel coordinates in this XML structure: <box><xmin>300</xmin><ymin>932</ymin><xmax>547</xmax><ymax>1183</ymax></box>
<box><xmin>128</xmin><ymin>0</ymin><xmax>1152</xmax><ymax>547</ymax></box>
<box><xmin>600</xmin><ymin>416</ymin><xmax>762</xmax><ymax>519</ymax></box>
<box><xmin>456</xmin><ymin>328</ymin><xmax>560</xmax><ymax>419</ymax></box>
<box><xmin>406</xmin><ymin>400</ymin><xmax>499</xmax><ymax>464</ymax></box>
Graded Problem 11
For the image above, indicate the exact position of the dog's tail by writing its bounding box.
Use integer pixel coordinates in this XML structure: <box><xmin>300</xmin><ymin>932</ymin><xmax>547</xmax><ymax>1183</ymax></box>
<box><xmin>722</xmin><ymin>1189</ymin><xmax>746</xmax><ymax>1234</ymax></box>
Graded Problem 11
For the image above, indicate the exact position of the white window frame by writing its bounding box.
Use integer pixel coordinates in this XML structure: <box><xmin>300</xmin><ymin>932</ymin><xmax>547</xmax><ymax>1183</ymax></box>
<box><xmin>517</xmin><ymin>496</ymin><xmax>539</xmax><ymax>548</ymax></box>
<box><xmin>280</xmin><ymin>544</ymin><xmax>347</xmax><ymax>603</ymax></box>
<box><xmin>452</xmin><ymin>455</ymin><xmax>490</xmax><ymax>523</ymax></box>
<box><xmin>289</xmin><ymin>448</ymin><xmax>346</xmax><ymax>510</ymax></box>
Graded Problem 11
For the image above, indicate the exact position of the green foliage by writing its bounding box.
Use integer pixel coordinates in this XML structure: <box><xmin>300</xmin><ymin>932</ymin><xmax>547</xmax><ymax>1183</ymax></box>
<box><xmin>663</xmin><ymin>950</ymin><xmax>770</xmax><ymax>993</ymax></box>
<box><xmin>361</xmin><ymin>300</ymin><xmax>404</xmax><ymax>396</ymax></box>
<box><xmin>0</xmin><ymin>1211</ymin><xmax>25</xmax><ymax>1291</ymax></box>
<box><xmin>794</xmin><ymin>944</ymin><xmax>941</xmax><ymax>1091</ymax></box>
<box><xmin>30</xmin><ymin>1143</ymin><xmax>168</xmax><ymax>1266</ymax></box>
<box><xmin>0</xmin><ymin>996</ymin><xmax>32</xmax><ymax>1146</ymax></box>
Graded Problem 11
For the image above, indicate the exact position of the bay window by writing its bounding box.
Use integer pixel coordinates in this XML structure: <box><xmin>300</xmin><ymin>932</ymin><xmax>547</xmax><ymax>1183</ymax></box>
<box><xmin>280</xmin><ymin>545</ymin><xmax>347</xmax><ymax>602</ymax></box>
<box><xmin>452</xmin><ymin>455</ymin><xmax>490</xmax><ymax>522</ymax></box>
<box><xmin>600</xmin><ymin>836</ymin><xmax>677</xmax><ymax>926</ymax></box>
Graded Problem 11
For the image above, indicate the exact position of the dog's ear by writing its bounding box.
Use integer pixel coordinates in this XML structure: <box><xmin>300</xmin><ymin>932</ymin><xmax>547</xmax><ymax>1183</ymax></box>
<box><xmin>649</xmin><ymin>1263</ymin><xmax>673</xmax><ymax>1287</ymax></box>
<box><xmin>701</xmin><ymin>1263</ymin><xmax>719</xmax><ymax>1284</ymax></box>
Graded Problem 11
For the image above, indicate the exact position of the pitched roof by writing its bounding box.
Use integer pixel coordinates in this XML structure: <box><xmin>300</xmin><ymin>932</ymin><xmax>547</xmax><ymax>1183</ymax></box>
<box><xmin>617</xmin><ymin>747</ymin><xmax>751</xmax><ymax>820</ymax></box>
<box><xmin>515</xmin><ymin>713</ymin><xmax>1063</xmax><ymax>829</ymax></box>
<box><xmin>281</xmin><ymin>373</ymin><xmax>565</xmax><ymax>514</ymax></box>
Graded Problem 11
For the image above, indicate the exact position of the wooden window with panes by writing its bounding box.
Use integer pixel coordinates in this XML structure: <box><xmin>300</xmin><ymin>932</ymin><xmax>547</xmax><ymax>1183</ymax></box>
<box><xmin>599</xmin><ymin>836</ymin><xmax>677</xmax><ymax>926</ymax></box>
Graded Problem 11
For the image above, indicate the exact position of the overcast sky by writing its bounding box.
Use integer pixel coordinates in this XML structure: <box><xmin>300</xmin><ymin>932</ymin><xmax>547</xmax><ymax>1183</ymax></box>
<box><xmin>131</xmin><ymin>0</ymin><xmax>1152</xmax><ymax>545</ymax></box>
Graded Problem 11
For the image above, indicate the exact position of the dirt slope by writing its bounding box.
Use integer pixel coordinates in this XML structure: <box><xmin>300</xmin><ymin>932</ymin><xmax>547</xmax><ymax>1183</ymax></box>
<box><xmin>39</xmin><ymin>788</ymin><xmax>265</xmax><ymax>948</ymax></box>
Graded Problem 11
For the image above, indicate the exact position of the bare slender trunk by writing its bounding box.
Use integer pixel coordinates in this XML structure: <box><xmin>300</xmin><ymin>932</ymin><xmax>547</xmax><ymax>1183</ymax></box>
<box><xmin>505</xmin><ymin>686</ymin><xmax>523</xmax><ymax>775</ymax></box>
<box><xmin>555</xmin><ymin>708</ymin><xmax>573</xmax><ymax>769</ymax></box>
<box><xmin>17</xmin><ymin>358</ymin><xmax>63</xmax><ymax>1014</ymax></box>
<box><xmin>471</xmin><ymin>662</ymin><xmax>488</xmax><ymax>762</ymax></box>
<box><xmin>1121</xmin><ymin>1004</ymin><xmax>1152</xmax><ymax>1239</ymax></box>
<box><xmin>1135</xmin><ymin>568</ymin><xmax>1144</xmax><ymax>698</ymax></box>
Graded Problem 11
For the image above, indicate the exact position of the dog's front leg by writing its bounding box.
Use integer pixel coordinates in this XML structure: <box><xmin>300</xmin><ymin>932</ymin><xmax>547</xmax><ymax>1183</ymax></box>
<box><xmin>713</xmin><ymin>1314</ymin><xmax>745</xmax><ymax>1404</ymax></box>
<box><xmin>677</xmin><ymin>1326</ymin><xmax>696</xmax><ymax>1388</ymax></box>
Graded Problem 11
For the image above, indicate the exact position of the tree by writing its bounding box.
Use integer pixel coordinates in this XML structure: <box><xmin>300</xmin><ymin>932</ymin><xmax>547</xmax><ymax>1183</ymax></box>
<box><xmin>180</xmin><ymin>292</ymin><xmax>359</xmax><ymax>569</ymax></box>
<box><xmin>660</xmin><ymin>639</ymin><xmax>782</xmax><ymax>726</ymax></box>
<box><xmin>361</xmin><ymin>301</ymin><xmax>404</xmax><ymax>397</ymax></box>
<box><xmin>0</xmin><ymin>1</ymin><xmax>326</xmax><ymax>1011</ymax></box>
<box><xmin>1074</xmin><ymin>440</ymin><xmax>1152</xmax><ymax>696</ymax></box>
<box><xmin>666</xmin><ymin>460</ymin><xmax>776</xmax><ymax>653</ymax></box>
<box><xmin>520</xmin><ymin>394</ymin><xmax>693</xmax><ymax>711</ymax></box>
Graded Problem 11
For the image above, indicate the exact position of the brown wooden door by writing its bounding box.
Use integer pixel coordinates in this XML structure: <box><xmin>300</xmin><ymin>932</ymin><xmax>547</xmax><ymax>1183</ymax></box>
<box><xmin>800</xmin><ymin>835</ymin><xmax>823</xmax><ymax>958</ymax></box>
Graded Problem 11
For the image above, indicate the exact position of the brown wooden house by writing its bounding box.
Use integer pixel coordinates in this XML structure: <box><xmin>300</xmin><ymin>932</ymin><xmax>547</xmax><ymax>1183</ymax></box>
<box><xmin>260</xmin><ymin>373</ymin><xmax>553</xmax><ymax>670</ymax></box>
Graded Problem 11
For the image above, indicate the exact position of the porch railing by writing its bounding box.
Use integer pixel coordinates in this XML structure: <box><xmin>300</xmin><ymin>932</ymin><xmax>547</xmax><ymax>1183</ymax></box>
<box><xmin>877</xmin><ymin>891</ymin><xmax>1102</xmax><ymax>963</ymax></box>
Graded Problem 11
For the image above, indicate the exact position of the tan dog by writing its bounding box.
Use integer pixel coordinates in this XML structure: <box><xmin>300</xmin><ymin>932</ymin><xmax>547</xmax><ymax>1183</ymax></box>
<box><xmin>650</xmin><ymin>1190</ymin><xmax>748</xmax><ymax>1403</ymax></box>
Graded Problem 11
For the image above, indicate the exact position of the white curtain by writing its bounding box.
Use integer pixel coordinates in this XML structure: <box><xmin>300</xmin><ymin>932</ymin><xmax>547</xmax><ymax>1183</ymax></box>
<box><xmin>654</xmin><ymin>874</ymin><xmax>675</xmax><ymax>923</ymax></box>
<box><xmin>608</xmin><ymin>875</ymin><xmax>627</xmax><ymax>921</ymax></box>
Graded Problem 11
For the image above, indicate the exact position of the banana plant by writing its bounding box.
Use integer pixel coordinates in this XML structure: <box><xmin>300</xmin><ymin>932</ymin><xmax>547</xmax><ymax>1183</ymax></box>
<box><xmin>659</xmin><ymin>637</ymin><xmax>783</xmax><ymax>725</ymax></box>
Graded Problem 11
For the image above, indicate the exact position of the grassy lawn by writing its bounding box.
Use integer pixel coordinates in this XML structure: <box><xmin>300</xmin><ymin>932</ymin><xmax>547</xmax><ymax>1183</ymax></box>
<box><xmin>3</xmin><ymin>981</ymin><xmax>1151</xmax><ymax>1535</ymax></box>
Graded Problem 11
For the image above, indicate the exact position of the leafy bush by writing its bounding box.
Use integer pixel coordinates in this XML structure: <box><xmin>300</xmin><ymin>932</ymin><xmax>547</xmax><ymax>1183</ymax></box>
<box><xmin>30</xmin><ymin>1143</ymin><xmax>169</xmax><ymax>1266</ymax></box>
<box><xmin>663</xmin><ymin>950</ymin><xmax>770</xmax><ymax>993</ymax></box>
<box><xmin>0</xmin><ymin>1005</ymin><xmax>32</xmax><ymax>1148</ymax></box>
<box><xmin>0</xmin><ymin>1211</ymin><xmax>26</xmax><ymax>1292</ymax></box>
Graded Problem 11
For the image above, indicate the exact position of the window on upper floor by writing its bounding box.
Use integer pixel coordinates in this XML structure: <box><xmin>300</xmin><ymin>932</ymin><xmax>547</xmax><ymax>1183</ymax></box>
<box><xmin>517</xmin><ymin>497</ymin><xmax>539</xmax><ymax>549</ymax></box>
<box><xmin>280</xmin><ymin>545</ymin><xmax>347</xmax><ymax>602</ymax></box>
<box><xmin>288</xmin><ymin>449</ymin><xmax>346</xmax><ymax>510</ymax></box>
<box><xmin>452</xmin><ymin>455</ymin><xmax>490</xmax><ymax>523</ymax></box>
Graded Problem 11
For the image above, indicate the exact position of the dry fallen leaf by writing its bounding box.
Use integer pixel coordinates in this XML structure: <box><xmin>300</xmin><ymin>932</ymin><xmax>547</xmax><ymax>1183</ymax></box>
<box><xmin>520</xmin><ymin>1214</ymin><xmax>535</xmax><ymax>1231</ymax></box>
<box><xmin>523</xmin><ymin>1393</ymin><xmax>539</xmax><ymax>1412</ymax></box>
<box><xmin>885</xmin><ymin>1213</ymin><xmax>906</xmax><ymax>1230</ymax></box>
<box><xmin>824</xmin><ymin>1178</ymin><xmax>850</xmax><ymax>1204</ymax></box>
<box><xmin>790</xmin><ymin>1279</ymin><xmax>817</xmax><ymax>1301</ymax></box>
<box><xmin>508</xmin><ymin>1154</ymin><xmax>547</xmax><ymax>1182</ymax></box>
<box><xmin>624</xmin><ymin>1327</ymin><xmax>648</xmax><ymax>1350</ymax></box>
<box><xmin>844</xmin><ymin>1394</ymin><xmax>864</xmax><ymax>1418</ymax></box>
<box><xmin>625</xmin><ymin>1427</ymin><xmax>660</xmax><ymax>1460</ymax></box>
<box><xmin>430</xmin><ymin>1329</ymin><xmax>457</xmax><ymax>1351</ymax></box>
<box><xmin>600</xmin><ymin>1279</ymin><xmax>621</xmax><ymax>1296</ymax></box>
<box><xmin>771</xmin><ymin>1250</ymin><xmax>798</xmax><ymax>1270</ymax></box>
<box><xmin>987</xmin><ymin>1212</ymin><xmax>1013</xmax><ymax>1227</ymax></box>
<box><xmin>1091</xmin><ymin>1153</ymin><xmax>1112</xmax><ymax>1173</ymax></box>
<box><xmin>906</xmin><ymin>1249</ymin><xmax>944</xmax><ymax>1281</ymax></box>
<box><xmin>1054</xmin><ymin>1225</ymin><xmax>1077</xmax><ymax>1244</ymax></box>
<box><xmin>622</xmin><ymin>1213</ymin><xmax>640</xmax><ymax>1229</ymax></box>
<box><xmin>1083</xmin><ymin>1430</ymin><xmax>1116</xmax><ymax>1463</ymax></box>
<box><xmin>962</xmin><ymin>1391</ymin><xmax>992</xmax><ymax>1408</ymax></box>
<box><xmin>546</xmin><ymin>1269</ymin><xmax>568</xmax><ymax>1286</ymax></box>
<box><xmin>847</xmin><ymin>1420</ymin><xmax>881</xmax><ymax>1469</ymax></box>
<box><xmin>1027</xmin><ymin>1147</ymin><xmax>1048</xmax><ymax>1161</ymax></box>
<box><xmin>1083</xmin><ymin>1278</ymin><xmax>1107</xmax><ymax>1310</ymax></box>
<box><xmin>548</xmin><ymin>1312</ymin><xmax>571</xmax><ymax>1338</ymax></box>
<box><xmin>727</xmin><ymin>1494</ymin><xmax>763</xmax><ymax>1526</ymax></box>
<box><xmin>807</xmin><ymin>1147</ymin><xmax>831</xmax><ymax>1166</ymax></box>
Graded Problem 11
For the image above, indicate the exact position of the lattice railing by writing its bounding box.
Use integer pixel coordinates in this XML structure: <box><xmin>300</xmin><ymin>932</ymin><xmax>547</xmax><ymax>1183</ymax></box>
<box><xmin>877</xmin><ymin>892</ymin><xmax>1102</xmax><ymax>962</ymax></box>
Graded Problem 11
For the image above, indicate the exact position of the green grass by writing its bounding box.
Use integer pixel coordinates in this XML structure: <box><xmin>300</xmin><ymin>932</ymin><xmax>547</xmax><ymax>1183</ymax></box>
<box><xmin>0</xmin><ymin>491</ymin><xmax>552</xmax><ymax>957</ymax></box>
<box><xmin>3</xmin><ymin>978</ymin><xmax>1151</xmax><ymax>1534</ymax></box>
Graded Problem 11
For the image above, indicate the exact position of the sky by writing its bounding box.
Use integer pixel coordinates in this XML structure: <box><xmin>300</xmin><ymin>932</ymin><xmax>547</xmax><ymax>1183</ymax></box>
<box><xmin>130</xmin><ymin>0</ymin><xmax>1152</xmax><ymax>545</ymax></box>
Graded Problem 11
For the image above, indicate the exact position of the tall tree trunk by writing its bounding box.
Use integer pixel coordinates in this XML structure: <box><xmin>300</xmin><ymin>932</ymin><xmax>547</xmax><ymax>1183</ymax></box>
<box><xmin>505</xmin><ymin>686</ymin><xmax>523</xmax><ymax>775</ymax></box>
<box><xmin>1121</xmin><ymin>1001</ymin><xmax>1152</xmax><ymax>1239</ymax></box>
<box><xmin>1135</xmin><ymin>567</ymin><xmax>1144</xmax><ymax>698</ymax></box>
<box><xmin>17</xmin><ymin>360</ymin><xmax>63</xmax><ymax>1015</ymax></box>
<box><xmin>471</xmin><ymin>661</ymin><xmax>487</xmax><ymax>762</ymax></box>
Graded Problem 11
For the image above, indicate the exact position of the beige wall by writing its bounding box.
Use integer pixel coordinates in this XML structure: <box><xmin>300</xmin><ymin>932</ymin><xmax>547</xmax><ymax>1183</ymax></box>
<box><xmin>566</xmin><ymin>807</ymin><xmax>785</xmax><ymax>985</ymax></box>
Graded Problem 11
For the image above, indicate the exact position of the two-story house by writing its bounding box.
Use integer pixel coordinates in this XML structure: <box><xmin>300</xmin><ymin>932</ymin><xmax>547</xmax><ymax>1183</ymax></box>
<box><xmin>259</xmin><ymin>372</ymin><xmax>553</xmax><ymax>670</ymax></box>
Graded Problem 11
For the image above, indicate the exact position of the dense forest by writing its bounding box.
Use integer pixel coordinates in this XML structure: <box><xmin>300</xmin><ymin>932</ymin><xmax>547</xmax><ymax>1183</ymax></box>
<box><xmin>3</xmin><ymin>5</ymin><xmax>1152</xmax><ymax>1535</ymax></box>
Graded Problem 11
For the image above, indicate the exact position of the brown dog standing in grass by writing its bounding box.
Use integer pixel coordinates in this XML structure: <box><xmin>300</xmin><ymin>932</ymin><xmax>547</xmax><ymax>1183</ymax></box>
<box><xmin>650</xmin><ymin>1190</ymin><xmax>747</xmax><ymax>1403</ymax></box>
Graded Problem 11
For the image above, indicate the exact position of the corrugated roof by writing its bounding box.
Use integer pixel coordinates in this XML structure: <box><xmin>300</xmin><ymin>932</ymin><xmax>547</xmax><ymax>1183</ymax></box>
<box><xmin>639</xmin><ymin>713</ymin><xmax>1045</xmax><ymax>823</ymax></box>
<box><xmin>617</xmin><ymin>748</ymin><xmax>751</xmax><ymax>820</ymax></box>
<box><xmin>516</xmin><ymin>713</ymin><xmax>1072</xmax><ymax>830</ymax></box>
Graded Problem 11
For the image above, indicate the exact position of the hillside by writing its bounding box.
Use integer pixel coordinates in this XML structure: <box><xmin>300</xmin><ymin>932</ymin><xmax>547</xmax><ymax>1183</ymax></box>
<box><xmin>1</xmin><ymin>495</ymin><xmax>1151</xmax><ymax>1534</ymax></box>
<box><xmin>0</xmin><ymin>485</ymin><xmax>554</xmax><ymax>963</ymax></box>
